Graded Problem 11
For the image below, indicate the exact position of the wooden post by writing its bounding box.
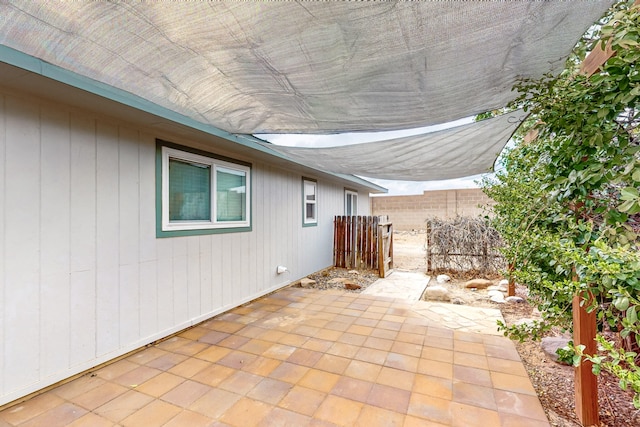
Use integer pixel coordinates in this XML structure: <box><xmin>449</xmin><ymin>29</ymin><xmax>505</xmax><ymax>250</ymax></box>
<box><xmin>507</xmin><ymin>263</ymin><xmax>516</xmax><ymax>297</ymax></box>
<box><xmin>573</xmin><ymin>291</ymin><xmax>599</xmax><ymax>426</ymax></box>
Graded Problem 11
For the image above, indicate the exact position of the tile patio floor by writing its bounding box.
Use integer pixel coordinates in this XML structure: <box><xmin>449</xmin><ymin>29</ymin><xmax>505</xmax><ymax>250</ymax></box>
<box><xmin>0</xmin><ymin>287</ymin><xmax>550</xmax><ymax>427</ymax></box>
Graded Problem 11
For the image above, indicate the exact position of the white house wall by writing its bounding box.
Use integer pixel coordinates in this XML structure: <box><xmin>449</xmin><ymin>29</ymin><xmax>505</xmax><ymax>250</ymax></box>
<box><xmin>0</xmin><ymin>89</ymin><xmax>372</xmax><ymax>406</ymax></box>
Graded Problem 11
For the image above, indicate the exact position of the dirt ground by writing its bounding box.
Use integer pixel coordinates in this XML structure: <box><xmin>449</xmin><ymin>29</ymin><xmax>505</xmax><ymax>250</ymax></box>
<box><xmin>305</xmin><ymin>231</ymin><xmax>640</xmax><ymax>426</ymax></box>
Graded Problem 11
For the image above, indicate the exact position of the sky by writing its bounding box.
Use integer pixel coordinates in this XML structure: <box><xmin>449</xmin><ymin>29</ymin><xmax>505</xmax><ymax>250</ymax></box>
<box><xmin>258</xmin><ymin>115</ymin><xmax>493</xmax><ymax>196</ymax></box>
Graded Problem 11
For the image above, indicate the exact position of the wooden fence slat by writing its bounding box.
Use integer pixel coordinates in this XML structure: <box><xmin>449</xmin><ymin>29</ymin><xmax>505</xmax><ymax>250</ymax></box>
<box><xmin>333</xmin><ymin>215</ymin><xmax>392</xmax><ymax>275</ymax></box>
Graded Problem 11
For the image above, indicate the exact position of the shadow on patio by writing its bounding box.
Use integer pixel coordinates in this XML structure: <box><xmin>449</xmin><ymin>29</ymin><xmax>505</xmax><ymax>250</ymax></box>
<box><xmin>0</xmin><ymin>287</ymin><xmax>549</xmax><ymax>427</ymax></box>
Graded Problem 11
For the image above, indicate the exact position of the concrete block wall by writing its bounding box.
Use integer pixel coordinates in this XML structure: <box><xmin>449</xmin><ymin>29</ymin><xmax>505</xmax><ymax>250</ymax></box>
<box><xmin>371</xmin><ymin>188</ymin><xmax>494</xmax><ymax>231</ymax></box>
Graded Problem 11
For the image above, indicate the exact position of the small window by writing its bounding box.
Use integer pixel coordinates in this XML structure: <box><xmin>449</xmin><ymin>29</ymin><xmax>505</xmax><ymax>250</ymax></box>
<box><xmin>303</xmin><ymin>178</ymin><xmax>317</xmax><ymax>226</ymax></box>
<box><xmin>158</xmin><ymin>143</ymin><xmax>251</xmax><ymax>236</ymax></box>
<box><xmin>345</xmin><ymin>190</ymin><xmax>358</xmax><ymax>216</ymax></box>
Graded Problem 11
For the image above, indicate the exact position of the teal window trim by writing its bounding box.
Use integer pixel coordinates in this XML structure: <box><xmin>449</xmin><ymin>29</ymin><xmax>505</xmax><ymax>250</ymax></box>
<box><xmin>302</xmin><ymin>177</ymin><xmax>318</xmax><ymax>227</ymax></box>
<box><xmin>156</xmin><ymin>140</ymin><xmax>252</xmax><ymax>237</ymax></box>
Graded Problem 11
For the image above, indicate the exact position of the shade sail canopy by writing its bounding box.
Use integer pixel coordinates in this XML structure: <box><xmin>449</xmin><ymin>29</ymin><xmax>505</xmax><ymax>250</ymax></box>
<box><xmin>261</xmin><ymin>110</ymin><xmax>525</xmax><ymax>181</ymax></box>
<box><xmin>0</xmin><ymin>1</ymin><xmax>612</xmax><ymax>135</ymax></box>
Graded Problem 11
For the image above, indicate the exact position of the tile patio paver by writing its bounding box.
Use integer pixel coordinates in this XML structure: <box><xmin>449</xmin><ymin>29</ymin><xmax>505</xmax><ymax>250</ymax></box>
<box><xmin>0</xmin><ymin>287</ymin><xmax>550</xmax><ymax>426</ymax></box>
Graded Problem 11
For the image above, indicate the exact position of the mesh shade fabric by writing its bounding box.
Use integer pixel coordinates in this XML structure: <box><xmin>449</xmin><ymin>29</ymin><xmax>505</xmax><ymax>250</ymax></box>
<box><xmin>0</xmin><ymin>1</ymin><xmax>612</xmax><ymax>135</ymax></box>
<box><xmin>260</xmin><ymin>110</ymin><xmax>525</xmax><ymax>181</ymax></box>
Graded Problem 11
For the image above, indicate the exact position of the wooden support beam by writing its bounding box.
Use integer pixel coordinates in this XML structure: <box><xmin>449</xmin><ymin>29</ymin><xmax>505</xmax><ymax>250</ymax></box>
<box><xmin>573</xmin><ymin>292</ymin><xmax>599</xmax><ymax>426</ymax></box>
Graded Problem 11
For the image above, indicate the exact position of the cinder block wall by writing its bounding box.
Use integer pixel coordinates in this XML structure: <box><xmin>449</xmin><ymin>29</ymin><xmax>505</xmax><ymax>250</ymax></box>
<box><xmin>371</xmin><ymin>188</ymin><xmax>494</xmax><ymax>231</ymax></box>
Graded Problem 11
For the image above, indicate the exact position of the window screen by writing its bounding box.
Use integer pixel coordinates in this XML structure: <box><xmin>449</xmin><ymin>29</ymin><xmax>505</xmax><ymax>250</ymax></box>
<box><xmin>169</xmin><ymin>158</ymin><xmax>211</xmax><ymax>221</ymax></box>
<box><xmin>216</xmin><ymin>167</ymin><xmax>247</xmax><ymax>222</ymax></box>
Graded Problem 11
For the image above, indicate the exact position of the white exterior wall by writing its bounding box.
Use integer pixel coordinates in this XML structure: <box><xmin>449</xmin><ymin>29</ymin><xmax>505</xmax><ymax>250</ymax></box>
<box><xmin>0</xmin><ymin>89</ymin><xmax>372</xmax><ymax>406</ymax></box>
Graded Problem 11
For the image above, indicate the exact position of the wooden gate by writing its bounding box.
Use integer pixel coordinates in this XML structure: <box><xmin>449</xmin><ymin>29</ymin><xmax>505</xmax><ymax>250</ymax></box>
<box><xmin>333</xmin><ymin>215</ymin><xmax>393</xmax><ymax>278</ymax></box>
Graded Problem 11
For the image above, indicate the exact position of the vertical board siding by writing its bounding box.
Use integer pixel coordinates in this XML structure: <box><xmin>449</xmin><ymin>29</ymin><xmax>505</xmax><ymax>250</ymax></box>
<box><xmin>40</xmin><ymin>107</ymin><xmax>72</xmax><ymax>377</ymax></box>
<box><xmin>0</xmin><ymin>89</ymin><xmax>373</xmax><ymax>405</ymax></box>
<box><xmin>4</xmin><ymin>98</ymin><xmax>41</xmax><ymax>390</ymax></box>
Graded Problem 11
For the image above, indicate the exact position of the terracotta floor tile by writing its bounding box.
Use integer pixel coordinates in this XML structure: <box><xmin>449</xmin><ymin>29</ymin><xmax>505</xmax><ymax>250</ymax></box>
<box><xmin>453</xmin><ymin>340</ymin><xmax>486</xmax><ymax>356</ymax></box>
<box><xmin>220</xmin><ymin>397</ymin><xmax>271</xmax><ymax>427</ymax></box>
<box><xmin>298</xmin><ymin>369</ymin><xmax>341</xmax><ymax>393</ymax></box>
<box><xmin>302</xmin><ymin>338</ymin><xmax>334</xmax><ymax>353</ymax></box>
<box><xmin>145</xmin><ymin>352</ymin><xmax>189</xmax><ymax>371</ymax></box>
<box><xmin>344</xmin><ymin>360</ymin><xmax>382</xmax><ymax>382</ymax></box>
<box><xmin>218</xmin><ymin>334</ymin><xmax>251</xmax><ymax>350</ymax></box>
<box><xmin>354</xmin><ymin>347</ymin><xmax>388</xmax><ymax>365</ymax></box>
<box><xmin>384</xmin><ymin>352</ymin><xmax>419</xmax><ymax>372</ymax></box>
<box><xmin>338</xmin><ymin>332</ymin><xmax>368</xmax><ymax>346</ymax></box>
<box><xmin>93</xmin><ymin>359</ymin><xmax>138</xmax><ymax>381</ymax></box>
<box><xmin>242</xmin><ymin>356</ymin><xmax>281</xmax><ymax>377</ymax></box>
<box><xmin>20</xmin><ymin>403</ymin><xmax>86</xmax><ymax>427</ymax></box>
<box><xmin>487</xmin><ymin>356</ymin><xmax>528</xmax><ymax>377</ymax></box>
<box><xmin>314</xmin><ymin>353</ymin><xmax>352</xmax><ymax>375</ymax></box>
<box><xmin>361</xmin><ymin>311</ymin><xmax>385</xmax><ymax>321</ymax></box>
<box><xmin>206</xmin><ymin>320</ymin><xmax>245</xmax><ymax>334</ymax></box>
<box><xmin>156</xmin><ymin>336</ymin><xmax>193</xmax><ymax>352</ymax></box>
<box><xmin>278</xmin><ymin>385</ymin><xmax>327</xmax><ymax>416</ymax></box>
<box><xmin>191</xmin><ymin>363</ymin><xmax>236</xmax><ymax>387</ymax></box>
<box><xmin>347</xmin><ymin>324</ymin><xmax>375</xmax><ymax>336</ymax></box>
<box><xmin>484</xmin><ymin>343</ymin><xmax>521</xmax><ymax>361</ymax></box>
<box><xmin>453</xmin><ymin>365</ymin><xmax>492</xmax><ymax>388</ymax></box>
<box><xmin>120</xmin><ymin>399</ymin><xmax>181</xmax><ymax>427</ymax></box>
<box><xmin>314</xmin><ymin>328</ymin><xmax>343</xmax><ymax>341</ymax></box>
<box><xmin>262</xmin><ymin>343</ymin><xmax>297</xmax><ymax>360</ymax></box>
<box><xmin>403</xmin><ymin>414</ymin><xmax>449</xmax><ymax>427</ymax></box>
<box><xmin>269</xmin><ymin>362</ymin><xmax>310</xmax><ymax>384</ymax></box>
<box><xmin>194</xmin><ymin>345</ymin><xmax>232</xmax><ymax>363</ymax></box>
<box><xmin>257</xmin><ymin>329</ymin><xmax>286</xmax><ymax>343</ymax></box>
<box><xmin>287</xmin><ymin>348</ymin><xmax>324</xmax><ymax>367</ymax></box>
<box><xmin>452</xmin><ymin>382</ymin><xmax>496</xmax><ymax>410</ymax></box>
<box><xmin>370</xmin><ymin>328</ymin><xmax>399</xmax><ymax>340</ymax></box>
<box><xmin>366</xmin><ymin>305</ymin><xmax>389</xmax><ymax>314</ymax></box>
<box><xmin>490</xmin><ymin>371</ymin><xmax>537</xmax><ymax>395</ymax></box>
<box><xmin>367</xmin><ymin>384</ymin><xmax>411</xmax><ymax>413</ymax></box>
<box><xmin>65</xmin><ymin>412</ymin><xmax>114</xmax><ymax>427</ymax></box>
<box><xmin>376</xmin><ymin>367</ymin><xmax>415</xmax><ymax>391</ymax></box>
<box><xmin>400</xmin><ymin>324</ymin><xmax>429</xmax><ymax>336</ymax></box>
<box><xmin>449</xmin><ymin>402</ymin><xmax>501</xmax><ymax>427</ymax></box>
<box><xmin>325</xmin><ymin>321</ymin><xmax>352</xmax><ymax>332</ymax></box>
<box><xmin>179</xmin><ymin>326</ymin><xmax>211</xmax><ymax>341</ymax></box>
<box><xmin>93</xmin><ymin>390</ymin><xmax>154</xmax><ymax>422</ymax></box>
<box><xmin>0</xmin><ymin>391</ymin><xmax>65</xmax><ymax>425</ymax></box>
<box><xmin>217</xmin><ymin>350</ymin><xmax>259</xmax><ymax>370</ymax></box>
<box><xmin>198</xmin><ymin>329</ymin><xmax>231</xmax><ymax>344</ymax></box>
<box><xmin>135</xmin><ymin>372</ymin><xmax>185</xmax><ymax>397</ymax></box>
<box><xmin>363</xmin><ymin>336</ymin><xmax>394</xmax><ymax>352</ymax></box>
<box><xmin>353</xmin><ymin>317</ymin><xmax>379</xmax><ymax>327</ymax></box>
<box><xmin>188</xmin><ymin>388</ymin><xmax>242</xmax><ymax>419</ymax></box>
<box><xmin>246</xmin><ymin>378</ymin><xmax>293</xmax><ymax>405</ymax></box>
<box><xmin>327</xmin><ymin>342</ymin><xmax>360</xmax><ymax>358</ymax></box>
<box><xmin>413</xmin><ymin>374</ymin><xmax>453</xmax><ymax>400</ymax></box>
<box><xmin>218</xmin><ymin>371</ymin><xmax>264</xmax><ymax>395</ymax></box>
<box><xmin>356</xmin><ymin>404</ymin><xmax>405</xmax><ymax>427</ymax></box>
<box><xmin>454</xmin><ymin>330</ymin><xmax>484</xmax><ymax>343</ymax></box>
<box><xmin>173</xmin><ymin>340</ymin><xmax>210</xmax><ymax>356</ymax></box>
<box><xmin>378</xmin><ymin>320</ymin><xmax>403</xmax><ymax>331</ymax></box>
<box><xmin>494</xmin><ymin>389</ymin><xmax>548</xmax><ymax>421</ymax></box>
<box><xmin>426</xmin><ymin>327</ymin><xmax>454</xmax><ymax>339</ymax></box>
<box><xmin>113</xmin><ymin>365</ymin><xmax>162</xmax><ymax>388</ymax></box>
<box><xmin>453</xmin><ymin>352</ymin><xmax>489</xmax><ymax>370</ymax></box>
<box><xmin>163</xmin><ymin>410</ymin><xmax>215</xmax><ymax>427</ymax></box>
<box><xmin>425</xmin><ymin>338</ymin><xmax>454</xmax><ymax>351</ymax></box>
<box><xmin>396</xmin><ymin>332</ymin><xmax>424</xmax><ymax>345</ymax></box>
<box><xmin>278</xmin><ymin>333</ymin><xmax>309</xmax><ymax>347</ymax></box>
<box><xmin>499</xmin><ymin>412</ymin><xmax>552</xmax><ymax>427</ymax></box>
<box><xmin>161</xmin><ymin>379</ymin><xmax>210</xmax><ymax>407</ymax></box>
<box><xmin>422</xmin><ymin>346</ymin><xmax>454</xmax><ymax>363</ymax></box>
<box><xmin>407</xmin><ymin>393</ymin><xmax>451</xmax><ymax>425</ymax></box>
<box><xmin>330</xmin><ymin>376</ymin><xmax>374</xmax><ymax>403</ymax></box>
<box><xmin>126</xmin><ymin>346</ymin><xmax>167</xmax><ymax>365</ymax></box>
<box><xmin>166</xmin><ymin>357</ymin><xmax>210</xmax><ymax>378</ymax></box>
<box><xmin>417</xmin><ymin>359</ymin><xmax>453</xmax><ymax>380</ymax></box>
<box><xmin>236</xmin><ymin>325</ymin><xmax>265</xmax><ymax>338</ymax></box>
<box><xmin>52</xmin><ymin>375</ymin><xmax>106</xmax><ymax>400</ymax></box>
<box><xmin>258</xmin><ymin>407</ymin><xmax>313</xmax><ymax>426</ymax></box>
<box><xmin>70</xmin><ymin>381</ymin><xmax>128</xmax><ymax>410</ymax></box>
<box><xmin>314</xmin><ymin>394</ymin><xmax>364</xmax><ymax>427</ymax></box>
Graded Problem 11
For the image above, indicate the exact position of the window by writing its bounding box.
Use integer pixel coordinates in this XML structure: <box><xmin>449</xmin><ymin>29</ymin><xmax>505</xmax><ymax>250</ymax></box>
<box><xmin>303</xmin><ymin>178</ymin><xmax>317</xmax><ymax>226</ymax></box>
<box><xmin>345</xmin><ymin>190</ymin><xmax>358</xmax><ymax>216</ymax></box>
<box><xmin>158</xmin><ymin>142</ymin><xmax>251</xmax><ymax>236</ymax></box>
